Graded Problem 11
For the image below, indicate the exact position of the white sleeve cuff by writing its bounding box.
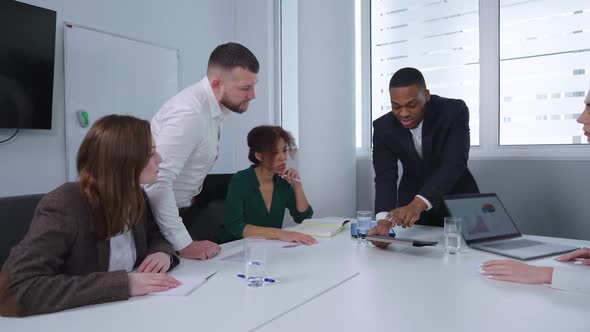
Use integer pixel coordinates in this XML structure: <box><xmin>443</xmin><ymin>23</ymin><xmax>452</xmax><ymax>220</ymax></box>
<box><xmin>416</xmin><ymin>195</ymin><xmax>432</xmax><ymax>211</ymax></box>
<box><xmin>376</xmin><ymin>211</ymin><xmax>389</xmax><ymax>221</ymax></box>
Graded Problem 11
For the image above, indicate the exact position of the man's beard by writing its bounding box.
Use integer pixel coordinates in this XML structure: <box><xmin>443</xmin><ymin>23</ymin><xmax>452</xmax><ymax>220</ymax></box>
<box><xmin>220</xmin><ymin>96</ymin><xmax>248</xmax><ymax>114</ymax></box>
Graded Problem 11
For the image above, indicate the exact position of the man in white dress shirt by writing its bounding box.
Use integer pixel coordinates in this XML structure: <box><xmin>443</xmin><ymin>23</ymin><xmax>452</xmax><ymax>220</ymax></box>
<box><xmin>145</xmin><ymin>43</ymin><xmax>259</xmax><ymax>259</ymax></box>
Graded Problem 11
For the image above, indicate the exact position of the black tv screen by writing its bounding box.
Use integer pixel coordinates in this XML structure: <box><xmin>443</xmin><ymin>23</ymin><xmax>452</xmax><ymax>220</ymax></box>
<box><xmin>0</xmin><ymin>1</ymin><xmax>56</xmax><ymax>130</ymax></box>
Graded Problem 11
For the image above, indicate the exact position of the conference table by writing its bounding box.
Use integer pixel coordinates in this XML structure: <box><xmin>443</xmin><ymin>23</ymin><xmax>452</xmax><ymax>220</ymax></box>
<box><xmin>1</xmin><ymin>225</ymin><xmax>589</xmax><ymax>332</ymax></box>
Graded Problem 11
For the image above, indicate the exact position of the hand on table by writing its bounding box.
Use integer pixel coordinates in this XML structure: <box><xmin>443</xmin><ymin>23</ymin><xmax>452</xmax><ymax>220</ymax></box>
<box><xmin>367</xmin><ymin>221</ymin><xmax>391</xmax><ymax>249</ymax></box>
<box><xmin>128</xmin><ymin>272</ymin><xmax>181</xmax><ymax>296</ymax></box>
<box><xmin>137</xmin><ymin>252</ymin><xmax>172</xmax><ymax>273</ymax></box>
<box><xmin>178</xmin><ymin>240</ymin><xmax>221</xmax><ymax>260</ymax></box>
<box><xmin>480</xmin><ymin>260</ymin><xmax>553</xmax><ymax>284</ymax></box>
<box><xmin>278</xmin><ymin>230</ymin><xmax>317</xmax><ymax>245</ymax></box>
<box><xmin>556</xmin><ymin>247</ymin><xmax>590</xmax><ymax>265</ymax></box>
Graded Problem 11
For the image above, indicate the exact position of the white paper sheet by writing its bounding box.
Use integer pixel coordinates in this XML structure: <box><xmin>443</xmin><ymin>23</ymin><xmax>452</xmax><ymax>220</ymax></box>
<box><xmin>149</xmin><ymin>267</ymin><xmax>219</xmax><ymax>296</ymax></box>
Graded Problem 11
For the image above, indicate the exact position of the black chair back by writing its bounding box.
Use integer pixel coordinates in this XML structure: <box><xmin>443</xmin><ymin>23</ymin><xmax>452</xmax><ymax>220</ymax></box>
<box><xmin>0</xmin><ymin>194</ymin><xmax>44</xmax><ymax>266</ymax></box>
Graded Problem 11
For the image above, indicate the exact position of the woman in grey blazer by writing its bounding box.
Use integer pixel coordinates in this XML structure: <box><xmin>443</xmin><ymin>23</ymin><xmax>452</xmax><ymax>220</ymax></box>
<box><xmin>0</xmin><ymin>115</ymin><xmax>181</xmax><ymax>316</ymax></box>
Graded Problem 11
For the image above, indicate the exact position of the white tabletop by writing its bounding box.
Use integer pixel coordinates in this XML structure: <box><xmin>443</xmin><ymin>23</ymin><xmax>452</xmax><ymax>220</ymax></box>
<box><xmin>1</xmin><ymin>225</ymin><xmax>588</xmax><ymax>332</ymax></box>
<box><xmin>259</xmin><ymin>226</ymin><xmax>590</xmax><ymax>332</ymax></box>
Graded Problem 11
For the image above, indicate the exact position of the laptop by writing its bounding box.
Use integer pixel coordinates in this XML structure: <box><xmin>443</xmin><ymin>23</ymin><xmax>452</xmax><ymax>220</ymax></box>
<box><xmin>443</xmin><ymin>193</ymin><xmax>577</xmax><ymax>260</ymax></box>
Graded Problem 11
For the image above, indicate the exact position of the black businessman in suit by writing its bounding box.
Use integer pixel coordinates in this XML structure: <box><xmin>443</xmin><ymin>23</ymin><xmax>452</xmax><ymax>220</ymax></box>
<box><xmin>368</xmin><ymin>68</ymin><xmax>479</xmax><ymax>244</ymax></box>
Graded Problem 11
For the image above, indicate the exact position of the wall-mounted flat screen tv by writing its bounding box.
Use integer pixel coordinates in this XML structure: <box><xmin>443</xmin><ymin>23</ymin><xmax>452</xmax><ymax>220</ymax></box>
<box><xmin>0</xmin><ymin>1</ymin><xmax>56</xmax><ymax>129</ymax></box>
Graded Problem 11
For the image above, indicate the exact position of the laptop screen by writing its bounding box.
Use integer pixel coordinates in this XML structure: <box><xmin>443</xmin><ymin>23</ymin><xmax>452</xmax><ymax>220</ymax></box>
<box><xmin>444</xmin><ymin>194</ymin><xmax>520</xmax><ymax>242</ymax></box>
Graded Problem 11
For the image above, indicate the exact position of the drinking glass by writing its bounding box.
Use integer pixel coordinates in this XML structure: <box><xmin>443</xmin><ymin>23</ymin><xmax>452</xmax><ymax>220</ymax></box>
<box><xmin>244</xmin><ymin>237</ymin><xmax>267</xmax><ymax>287</ymax></box>
<box><xmin>356</xmin><ymin>211</ymin><xmax>372</xmax><ymax>245</ymax></box>
<box><xmin>444</xmin><ymin>217</ymin><xmax>462</xmax><ymax>254</ymax></box>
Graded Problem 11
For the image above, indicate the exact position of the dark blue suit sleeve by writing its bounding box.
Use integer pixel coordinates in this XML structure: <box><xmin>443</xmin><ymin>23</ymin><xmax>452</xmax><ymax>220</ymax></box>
<box><xmin>373</xmin><ymin>124</ymin><xmax>398</xmax><ymax>214</ymax></box>
<box><xmin>418</xmin><ymin>101</ymin><xmax>470</xmax><ymax>209</ymax></box>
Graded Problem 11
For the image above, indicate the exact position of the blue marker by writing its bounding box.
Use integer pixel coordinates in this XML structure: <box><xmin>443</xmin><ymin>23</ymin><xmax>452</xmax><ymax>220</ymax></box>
<box><xmin>237</xmin><ymin>274</ymin><xmax>276</xmax><ymax>283</ymax></box>
<box><xmin>389</xmin><ymin>226</ymin><xmax>396</xmax><ymax>237</ymax></box>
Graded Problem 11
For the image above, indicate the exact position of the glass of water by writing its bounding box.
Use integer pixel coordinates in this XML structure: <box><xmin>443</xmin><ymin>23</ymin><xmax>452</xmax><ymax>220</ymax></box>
<box><xmin>444</xmin><ymin>217</ymin><xmax>462</xmax><ymax>254</ymax></box>
<box><xmin>356</xmin><ymin>211</ymin><xmax>372</xmax><ymax>245</ymax></box>
<box><xmin>244</xmin><ymin>237</ymin><xmax>267</xmax><ymax>287</ymax></box>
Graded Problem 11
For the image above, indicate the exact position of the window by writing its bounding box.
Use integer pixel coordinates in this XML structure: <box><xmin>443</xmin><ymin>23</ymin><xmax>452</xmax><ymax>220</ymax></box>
<box><xmin>370</xmin><ymin>0</ymin><xmax>480</xmax><ymax>146</ymax></box>
<box><xmin>499</xmin><ymin>0</ymin><xmax>590</xmax><ymax>145</ymax></box>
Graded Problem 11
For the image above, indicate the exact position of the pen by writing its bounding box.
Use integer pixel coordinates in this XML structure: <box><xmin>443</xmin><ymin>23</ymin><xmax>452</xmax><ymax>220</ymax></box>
<box><xmin>205</xmin><ymin>270</ymin><xmax>219</xmax><ymax>281</ymax></box>
<box><xmin>280</xmin><ymin>174</ymin><xmax>302</xmax><ymax>183</ymax></box>
<box><xmin>237</xmin><ymin>274</ymin><xmax>276</xmax><ymax>283</ymax></box>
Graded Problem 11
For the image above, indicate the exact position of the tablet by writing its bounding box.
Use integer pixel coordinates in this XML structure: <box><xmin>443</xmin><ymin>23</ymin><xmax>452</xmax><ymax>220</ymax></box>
<box><xmin>365</xmin><ymin>235</ymin><xmax>438</xmax><ymax>247</ymax></box>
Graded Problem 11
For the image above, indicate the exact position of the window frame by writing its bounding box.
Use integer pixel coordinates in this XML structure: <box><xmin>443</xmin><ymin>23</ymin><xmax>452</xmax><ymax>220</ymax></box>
<box><xmin>359</xmin><ymin>0</ymin><xmax>590</xmax><ymax>160</ymax></box>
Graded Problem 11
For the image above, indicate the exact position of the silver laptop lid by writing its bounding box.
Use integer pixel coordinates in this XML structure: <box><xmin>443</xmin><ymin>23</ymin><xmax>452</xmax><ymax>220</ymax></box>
<box><xmin>443</xmin><ymin>193</ymin><xmax>522</xmax><ymax>244</ymax></box>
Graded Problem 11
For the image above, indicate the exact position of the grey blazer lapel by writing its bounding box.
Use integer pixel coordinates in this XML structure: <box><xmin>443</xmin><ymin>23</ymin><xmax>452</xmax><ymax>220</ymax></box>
<box><xmin>132</xmin><ymin>218</ymin><xmax>147</xmax><ymax>264</ymax></box>
<box><xmin>96</xmin><ymin>239</ymin><xmax>110</xmax><ymax>271</ymax></box>
<box><xmin>85</xmin><ymin>207</ymin><xmax>110</xmax><ymax>271</ymax></box>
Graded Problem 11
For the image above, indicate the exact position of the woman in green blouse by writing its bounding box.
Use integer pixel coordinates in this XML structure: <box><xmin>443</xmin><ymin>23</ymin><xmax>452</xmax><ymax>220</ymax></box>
<box><xmin>220</xmin><ymin>125</ymin><xmax>316</xmax><ymax>244</ymax></box>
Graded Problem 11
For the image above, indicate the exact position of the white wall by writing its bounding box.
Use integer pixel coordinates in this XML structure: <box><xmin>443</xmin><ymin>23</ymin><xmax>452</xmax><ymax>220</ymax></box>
<box><xmin>1</xmin><ymin>0</ymin><xmax>357</xmax><ymax>228</ymax></box>
<box><xmin>0</xmin><ymin>0</ymin><xmax>276</xmax><ymax>196</ymax></box>
<box><xmin>469</xmin><ymin>159</ymin><xmax>590</xmax><ymax>240</ymax></box>
<box><xmin>212</xmin><ymin>0</ymin><xmax>278</xmax><ymax>174</ymax></box>
<box><xmin>280</xmin><ymin>0</ymin><xmax>300</xmax><ymax>145</ymax></box>
<box><xmin>296</xmin><ymin>0</ymin><xmax>357</xmax><ymax>219</ymax></box>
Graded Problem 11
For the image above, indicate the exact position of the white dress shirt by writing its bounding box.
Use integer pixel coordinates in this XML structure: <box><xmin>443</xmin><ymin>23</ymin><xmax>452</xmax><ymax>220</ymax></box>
<box><xmin>409</xmin><ymin>121</ymin><xmax>424</xmax><ymax>159</ymax></box>
<box><xmin>551</xmin><ymin>267</ymin><xmax>590</xmax><ymax>293</ymax></box>
<box><xmin>145</xmin><ymin>76</ymin><xmax>229</xmax><ymax>250</ymax></box>
<box><xmin>108</xmin><ymin>228</ymin><xmax>136</xmax><ymax>272</ymax></box>
<box><xmin>376</xmin><ymin>121</ymin><xmax>432</xmax><ymax>222</ymax></box>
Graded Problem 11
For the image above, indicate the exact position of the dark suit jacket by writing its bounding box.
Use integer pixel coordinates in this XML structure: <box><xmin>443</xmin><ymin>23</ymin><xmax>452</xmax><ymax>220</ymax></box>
<box><xmin>0</xmin><ymin>182</ymin><xmax>179</xmax><ymax>316</ymax></box>
<box><xmin>373</xmin><ymin>94</ymin><xmax>480</xmax><ymax>226</ymax></box>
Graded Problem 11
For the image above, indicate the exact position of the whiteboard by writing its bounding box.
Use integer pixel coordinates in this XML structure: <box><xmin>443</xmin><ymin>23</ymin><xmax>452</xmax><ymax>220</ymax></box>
<box><xmin>64</xmin><ymin>23</ymin><xmax>178</xmax><ymax>181</ymax></box>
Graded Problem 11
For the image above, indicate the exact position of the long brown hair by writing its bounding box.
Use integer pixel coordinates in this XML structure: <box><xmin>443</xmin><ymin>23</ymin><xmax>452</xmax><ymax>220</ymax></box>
<box><xmin>77</xmin><ymin>115</ymin><xmax>152</xmax><ymax>240</ymax></box>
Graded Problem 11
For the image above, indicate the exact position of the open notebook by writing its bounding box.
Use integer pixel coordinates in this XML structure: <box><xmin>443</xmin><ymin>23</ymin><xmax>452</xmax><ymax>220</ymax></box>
<box><xmin>289</xmin><ymin>217</ymin><xmax>350</xmax><ymax>237</ymax></box>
